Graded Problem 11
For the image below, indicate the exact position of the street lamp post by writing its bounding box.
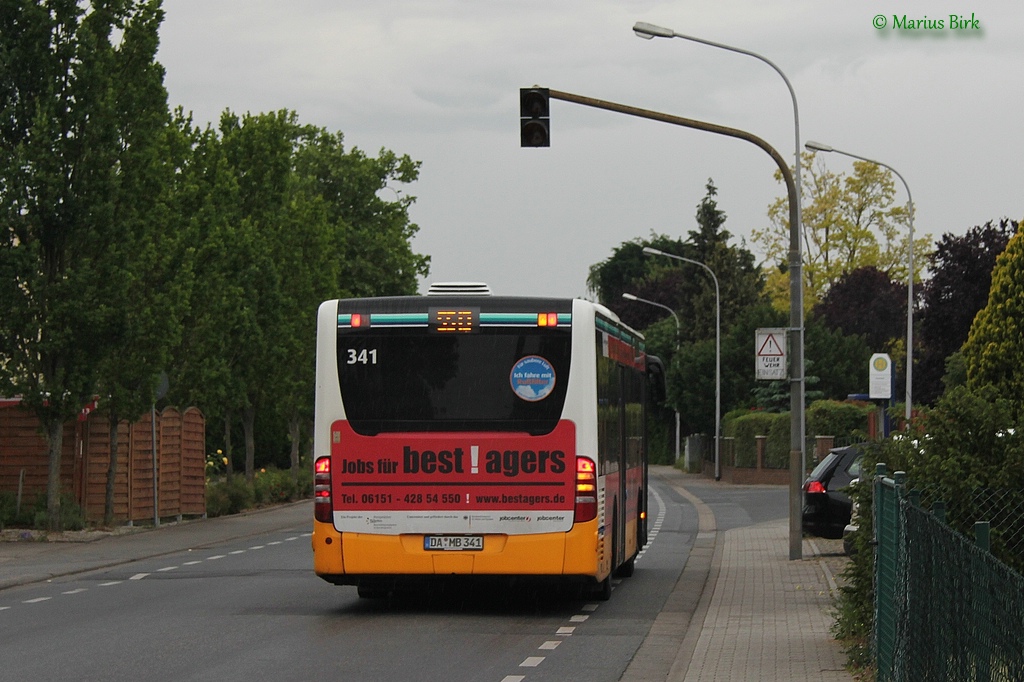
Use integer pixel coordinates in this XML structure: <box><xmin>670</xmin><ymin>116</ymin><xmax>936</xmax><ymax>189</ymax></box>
<box><xmin>634</xmin><ymin>21</ymin><xmax>805</xmax><ymax>556</ymax></box>
<box><xmin>805</xmin><ymin>140</ymin><xmax>915</xmax><ymax>424</ymax></box>
<box><xmin>640</xmin><ymin>248</ymin><xmax>721</xmax><ymax>481</ymax></box>
<box><xmin>622</xmin><ymin>293</ymin><xmax>682</xmax><ymax>464</ymax></box>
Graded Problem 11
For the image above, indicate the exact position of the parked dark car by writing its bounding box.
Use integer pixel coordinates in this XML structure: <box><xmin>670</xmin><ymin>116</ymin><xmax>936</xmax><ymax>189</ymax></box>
<box><xmin>802</xmin><ymin>445</ymin><xmax>863</xmax><ymax>539</ymax></box>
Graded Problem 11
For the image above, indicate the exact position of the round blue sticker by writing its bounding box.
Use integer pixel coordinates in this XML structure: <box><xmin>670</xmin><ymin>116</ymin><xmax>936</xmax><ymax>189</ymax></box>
<box><xmin>510</xmin><ymin>356</ymin><xmax>556</xmax><ymax>402</ymax></box>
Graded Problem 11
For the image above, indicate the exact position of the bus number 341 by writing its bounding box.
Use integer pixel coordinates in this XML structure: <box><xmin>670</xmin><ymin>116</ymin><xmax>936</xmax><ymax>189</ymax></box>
<box><xmin>347</xmin><ymin>348</ymin><xmax>377</xmax><ymax>365</ymax></box>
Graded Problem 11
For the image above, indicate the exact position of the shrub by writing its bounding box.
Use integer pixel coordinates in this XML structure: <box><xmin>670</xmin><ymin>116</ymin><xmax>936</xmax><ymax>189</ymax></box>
<box><xmin>205</xmin><ymin>483</ymin><xmax>230</xmax><ymax>518</ymax></box>
<box><xmin>724</xmin><ymin>410</ymin><xmax>788</xmax><ymax>467</ymax></box>
<box><xmin>205</xmin><ymin>476</ymin><xmax>254</xmax><ymax>518</ymax></box>
<box><xmin>293</xmin><ymin>465</ymin><xmax>314</xmax><ymax>498</ymax></box>
<box><xmin>806</xmin><ymin>400</ymin><xmax>873</xmax><ymax>442</ymax></box>
<box><xmin>56</xmin><ymin>494</ymin><xmax>87</xmax><ymax>531</ymax></box>
<box><xmin>3</xmin><ymin>492</ymin><xmax>44</xmax><ymax>528</ymax></box>
<box><xmin>6</xmin><ymin>493</ymin><xmax>88</xmax><ymax>531</ymax></box>
<box><xmin>833</xmin><ymin>385</ymin><xmax>1024</xmax><ymax>671</ymax></box>
<box><xmin>0</xmin><ymin>492</ymin><xmax>14</xmax><ymax>528</ymax></box>
<box><xmin>254</xmin><ymin>468</ymin><xmax>298</xmax><ymax>505</ymax></box>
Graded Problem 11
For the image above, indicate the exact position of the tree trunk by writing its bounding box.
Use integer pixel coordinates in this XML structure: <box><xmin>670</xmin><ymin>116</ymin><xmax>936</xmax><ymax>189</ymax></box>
<box><xmin>104</xmin><ymin>409</ymin><xmax>120</xmax><ymax>526</ymax></box>
<box><xmin>44</xmin><ymin>416</ymin><xmax>63</xmax><ymax>531</ymax></box>
<box><xmin>223</xmin><ymin>410</ymin><xmax>234</xmax><ymax>479</ymax></box>
<box><xmin>243</xmin><ymin>405</ymin><xmax>256</xmax><ymax>482</ymax></box>
<box><xmin>288</xmin><ymin>412</ymin><xmax>301</xmax><ymax>479</ymax></box>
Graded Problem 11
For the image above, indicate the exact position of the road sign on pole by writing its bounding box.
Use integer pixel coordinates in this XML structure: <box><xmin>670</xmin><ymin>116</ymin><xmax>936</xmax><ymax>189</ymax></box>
<box><xmin>756</xmin><ymin>328</ymin><xmax>787</xmax><ymax>380</ymax></box>
<box><xmin>869</xmin><ymin>353</ymin><xmax>893</xmax><ymax>400</ymax></box>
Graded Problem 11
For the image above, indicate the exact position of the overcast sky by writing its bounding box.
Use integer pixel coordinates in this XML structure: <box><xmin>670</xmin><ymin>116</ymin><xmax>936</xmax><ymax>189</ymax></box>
<box><xmin>156</xmin><ymin>0</ymin><xmax>1023</xmax><ymax>300</ymax></box>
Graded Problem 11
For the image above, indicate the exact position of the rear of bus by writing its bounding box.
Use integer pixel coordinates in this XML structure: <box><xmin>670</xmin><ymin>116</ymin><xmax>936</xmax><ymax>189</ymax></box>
<box><xmin>311</xmin><ymin>292</ymin><xmax>617</xmax><ymax>597</ymax></box>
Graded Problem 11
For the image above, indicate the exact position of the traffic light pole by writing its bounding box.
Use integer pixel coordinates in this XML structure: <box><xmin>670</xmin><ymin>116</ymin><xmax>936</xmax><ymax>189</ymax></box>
<box><xmin>539</xmin><ymin>88</ymin><xmax>805</xmax><ymax>560</ymax></box>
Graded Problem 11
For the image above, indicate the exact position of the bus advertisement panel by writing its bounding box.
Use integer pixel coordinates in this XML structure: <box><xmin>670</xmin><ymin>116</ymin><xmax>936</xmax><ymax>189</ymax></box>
<box><xmin>328</xmin><ymin>419</ymin><xmax>576</xmax><ymax>535</ymax></box>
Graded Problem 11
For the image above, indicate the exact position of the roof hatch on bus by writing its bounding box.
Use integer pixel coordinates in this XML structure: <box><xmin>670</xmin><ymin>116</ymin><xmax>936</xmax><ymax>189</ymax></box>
<box><xmin>426</xmin><ymin>282</ymin><xmax>492</xmax><ymax>296</ymax></box>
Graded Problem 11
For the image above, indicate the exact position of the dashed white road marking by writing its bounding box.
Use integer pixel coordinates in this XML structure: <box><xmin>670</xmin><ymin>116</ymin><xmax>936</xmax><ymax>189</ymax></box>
<box><xmin>0</xmin><ymin>530</ymin><xmax>305</xmax><ymax>614</ymax></box>
<box><xmin>497</xmin><ymin>485</ymin><xmax>668</xmax><ymax>682</ymax></box>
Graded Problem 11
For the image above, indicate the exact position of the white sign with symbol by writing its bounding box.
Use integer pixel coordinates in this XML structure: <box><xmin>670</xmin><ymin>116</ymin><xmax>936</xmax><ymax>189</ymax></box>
<box><xmin>755</xmin><ymin>328</ymin><xmax>787</xmax><ymax>380</ymax></box>
<box><xmin>869</xmin><ymin>353</ymin><xmax>893</xmax><ymax>399</ymax></box>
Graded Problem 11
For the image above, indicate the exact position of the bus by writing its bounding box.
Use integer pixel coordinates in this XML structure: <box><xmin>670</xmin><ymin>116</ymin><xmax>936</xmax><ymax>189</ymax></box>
<box><xmin>312</xmin><ymin>283</ymin><xmax>665</xmax><ymax>599</ymax></box>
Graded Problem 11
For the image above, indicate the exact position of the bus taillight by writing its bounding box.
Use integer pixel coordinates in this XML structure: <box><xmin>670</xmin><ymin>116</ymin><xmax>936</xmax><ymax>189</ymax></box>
<box><xmin>314</xmin><ymin>457</ymin><xmax>332</xmax><ymax>523</ymax></box>
<box><xmin>574</xmin><ymin>456</ymin><xmax>597</xmax><ymax>523</ymax></box>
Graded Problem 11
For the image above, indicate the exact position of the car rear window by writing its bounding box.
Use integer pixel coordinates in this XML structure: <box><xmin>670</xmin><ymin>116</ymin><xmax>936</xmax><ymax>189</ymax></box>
<box><xmin>809</xmin><ymin>453</ymin><xmax>838</xmax><ymax>480</ymax></box>
<box><xmin>848</xmin><ymin>455</ymin><xmax>863</xmax><ymax>479</ymax></box>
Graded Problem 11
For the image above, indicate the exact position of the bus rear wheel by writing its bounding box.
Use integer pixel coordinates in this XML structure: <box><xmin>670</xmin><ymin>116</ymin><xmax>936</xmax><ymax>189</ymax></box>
<box><xmin>614</xmin><ymin>553</ymin><xmax>635</xmax><ymax>578</ymax></box>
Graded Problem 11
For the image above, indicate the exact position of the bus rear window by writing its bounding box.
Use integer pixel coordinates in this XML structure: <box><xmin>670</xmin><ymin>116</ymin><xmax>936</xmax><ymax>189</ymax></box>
<box><xmin>337</xmin><ymin>327</ymin><xmax>572</xmax><ymax>435</ymax></box>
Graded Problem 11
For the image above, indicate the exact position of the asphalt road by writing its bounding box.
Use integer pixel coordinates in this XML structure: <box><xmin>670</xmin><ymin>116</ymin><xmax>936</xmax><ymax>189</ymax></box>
<box><xmin>0</xmin><ymin>473</ymin><xmax>788</xmax><ymax>682</ymax></box>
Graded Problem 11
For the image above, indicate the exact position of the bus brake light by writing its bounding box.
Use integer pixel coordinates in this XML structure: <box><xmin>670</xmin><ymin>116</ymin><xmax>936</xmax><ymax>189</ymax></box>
<box><xmin>314</xmin><ymin>457</ymin><xmax>332</xmax><ymax>523</ymax></box>
<box><xmin>537</xmin><ymin>312</ymin><xmax>558</xmax><ymax>327</ymax></box>
<box><xmin>574</xmin><ymin>456</ymin><xmax>597</xmax><ymax>523</ymax></box>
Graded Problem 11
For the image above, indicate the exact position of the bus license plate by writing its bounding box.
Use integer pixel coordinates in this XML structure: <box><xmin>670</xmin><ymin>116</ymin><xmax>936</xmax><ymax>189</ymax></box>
<box><xmin>424</xmin><ymin>535</ymin><xmax>484</xmax><ymax>551</ymax></box>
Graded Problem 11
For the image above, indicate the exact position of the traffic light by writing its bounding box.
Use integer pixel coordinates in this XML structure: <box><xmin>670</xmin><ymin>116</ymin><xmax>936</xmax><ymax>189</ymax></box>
<box><xmin>520</xmin><ymin>88</ymin><xmax>550</xmax><ymax>147</ymax></box>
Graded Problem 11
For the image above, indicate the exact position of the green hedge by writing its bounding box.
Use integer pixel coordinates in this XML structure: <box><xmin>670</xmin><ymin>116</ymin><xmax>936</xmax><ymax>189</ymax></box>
<box><xmin>723</xmin><ymin>400</ymin><xmax>875</xmax><ymax>469</ymax></box>
<box><xmin>724</xmin><ymin>410</ymin><xmax>767</xmax><ymax>467</ymax></box>
<box><xmin>806</xmin><ymin>400</ymin><xmax>874</xmax><ymax>442</ymax></box>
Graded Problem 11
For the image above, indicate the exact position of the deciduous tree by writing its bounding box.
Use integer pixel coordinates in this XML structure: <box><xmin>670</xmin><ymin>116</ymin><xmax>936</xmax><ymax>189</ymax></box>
<box><xmin>756</xmin><ymin>152</ymin><xmax>931</xmax><ymax>310</ymax></box>
<box><xmin>0</xmin><ymin>0</ymin><xmax>170</xmax><ymax>528</ymax></box>
<box><xmin>812</xmin><ymin>266</ymin><xmax>907</xmax><ymax>352</ymax></box>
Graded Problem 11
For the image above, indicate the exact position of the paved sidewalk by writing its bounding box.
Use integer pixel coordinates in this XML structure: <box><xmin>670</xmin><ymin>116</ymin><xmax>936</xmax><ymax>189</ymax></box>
<box><xmin>683</xmin><ymin>520</ymin><xmax>851</xmax><ymax>681</ymax></box>
<box><xmin>627</xmin><ymin>466</ymin><xmax>853</xmax><ymax>681</ymax></box>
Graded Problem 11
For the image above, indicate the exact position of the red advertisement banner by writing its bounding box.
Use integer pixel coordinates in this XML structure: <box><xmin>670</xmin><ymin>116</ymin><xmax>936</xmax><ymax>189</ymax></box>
<box><xmin>328</xmin><ymin>420</ymin><xmax>577</xmax><ymax>534</ymax></box>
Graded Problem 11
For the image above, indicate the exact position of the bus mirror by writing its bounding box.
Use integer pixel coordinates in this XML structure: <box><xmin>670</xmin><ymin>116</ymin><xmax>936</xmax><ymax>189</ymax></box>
<box><xmin>646</xmin><ymin>355</ymin><xmax>667</xmax><ymax>404</ymax></box>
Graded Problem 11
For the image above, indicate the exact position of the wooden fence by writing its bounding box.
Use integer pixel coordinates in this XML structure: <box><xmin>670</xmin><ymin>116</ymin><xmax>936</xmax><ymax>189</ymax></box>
<box><xmin>0</xmin><ymin>402</ymin><xmax>205</xmax><ymax>524</ymax></box>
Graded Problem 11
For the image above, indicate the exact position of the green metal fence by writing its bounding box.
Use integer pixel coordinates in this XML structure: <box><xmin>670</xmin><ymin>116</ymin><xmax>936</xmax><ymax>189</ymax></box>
<box><xmin>874</xmin><ymin>466</ymin><xmax>1024</xmax><ymax>681</ymax></box>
